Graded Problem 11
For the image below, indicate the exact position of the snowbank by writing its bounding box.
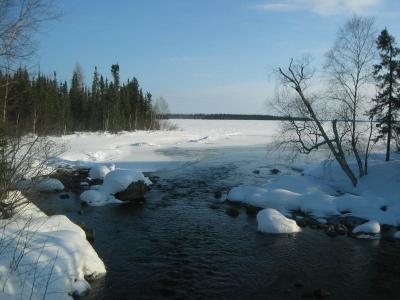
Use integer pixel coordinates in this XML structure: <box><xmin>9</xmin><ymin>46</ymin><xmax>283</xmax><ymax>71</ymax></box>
<box><xmin>80</xmin><ymin>169</ymin><xmax>151</xmax><ymax>206</ymax></box>
<box><xmin>0</xmin><ymin>192</ymin><xmax>106</xmax><ymax>299</ymax></box>
<box><xmin>35</xmin><ymin>178</ymin><xmax>64</xmax><ymax>192</ymax></box>
<box><xmin>256</xmin><ymin>208</ymin><xmax>301</xmax><ymax>234</ymax></box>
<box><xmin>228</xmin><ymin>154</ymin><xmax>400</xmax><ymax>227</ymax></box>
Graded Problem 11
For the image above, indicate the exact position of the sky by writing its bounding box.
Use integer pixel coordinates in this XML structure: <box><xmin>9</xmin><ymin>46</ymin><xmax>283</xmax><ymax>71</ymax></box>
<box><xmin>36</xmin><ymin>0</ymin><xmax>400</xmax><ymax>114</ymax></box>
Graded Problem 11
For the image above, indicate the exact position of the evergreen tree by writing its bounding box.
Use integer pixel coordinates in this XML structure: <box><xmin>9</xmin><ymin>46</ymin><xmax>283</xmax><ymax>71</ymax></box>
<box><xmin>0</xmin><ymin>63</ymin><xmax>161</xmax><ymax>134</ymax></box>
<box><xmin>370</xmin><ymin>28</ymin><xmax>400</xmax><ymax>161</ymax></box>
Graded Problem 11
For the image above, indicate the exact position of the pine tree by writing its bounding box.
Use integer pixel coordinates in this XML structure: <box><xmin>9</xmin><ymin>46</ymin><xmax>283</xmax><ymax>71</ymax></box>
<box><xmin>370</xmin><ymin>28</ymin><xmax>400</xmax><ymax>161</ymax></box>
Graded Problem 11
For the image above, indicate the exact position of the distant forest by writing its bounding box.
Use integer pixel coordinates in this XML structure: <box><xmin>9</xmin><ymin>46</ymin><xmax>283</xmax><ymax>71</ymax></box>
<box><xmin>0</xmin><ymin>64</ymin><xmax>161</xmax><ymax>135</ymax></box>
<box><xmin>165</xmin><ymin>114</ymin><xmax>308</xmax><ymax>121</ymax></box>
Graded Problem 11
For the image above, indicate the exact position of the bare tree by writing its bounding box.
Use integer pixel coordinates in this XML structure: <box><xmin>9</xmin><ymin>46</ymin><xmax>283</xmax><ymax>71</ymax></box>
<box><xmin>325</xmin><ymin>15</ymin><xmax>376</xmax><ymax>178</ymax></box>
<box><xmin>0</xmin><ymin>0</ymin><xmax>60</xmax><ymax>216</ymax></box>
<box><xmin>275</xmin><ymin>57</ymin><xmax>358</xmax><ymax>187</ymax></box>
<box><xmin>153</xmin><ymin>97</ymin><xmax>177</xmax><ymax>130</ymax></box>
<box><xmin>0</xmin><ymin>0</ymin><xmax>59</xmax><ymax>124</ymax></box>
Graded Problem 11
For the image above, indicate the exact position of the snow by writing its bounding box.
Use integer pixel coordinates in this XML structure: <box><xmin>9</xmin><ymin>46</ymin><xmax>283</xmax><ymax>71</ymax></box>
<box><xmin>80</xmin><ymin>169</ymin><xmax>151</xmax><ymax>206</ymax></box>
<box><xmin>228</xmin><ymin>153</ymin><xmax>400</xmax><ymax>226</ymax></box>
<box><xmin>48</xmin><ymin>119</ymin><xmax>281</xmax><ymax>173</ymax></box>
<box><xmin>0</xmin><ymin>192</ymin><xmax>106</xmax><ymax>299</ymax></box>
<box><xmin>35</xmin><ymin>178</ymin><xmax>64</xmax><ymax>192</ymax></box>
<box><xmin>256</xmin><ymin>208</ymin><xmax>301</xmax><ymax>234</ymax></box>
<box><xmin>80</xmin><ymin>189</ymin><xmax>119</xmax><ymax>206</ymax></box>
<box><xmin>101</xmin><ymin>169</ymin><xmax>152</xmax><ymax>194</ymax></box>
<box><xmin>89</xmin><ymin>165</ymin><xmax>112</xmax><ymax>180</ymax></box>
<box><xmin>44</xmin><ymin>119</ymin><xmax>399</xmax><ymax>229</ymax></box>
<box><xmin>352</xmin><ymin>220</ymin><xmax>381</xmax><ymax>235</ymax></box>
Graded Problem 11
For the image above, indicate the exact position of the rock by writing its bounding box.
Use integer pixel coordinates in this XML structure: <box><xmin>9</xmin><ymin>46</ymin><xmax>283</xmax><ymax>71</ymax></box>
<box><xmin>296</xmin><ymin>218</ymin><xmax>307</xmax><ymax>228</ymax></box>
<box><xmin>59</xmin><ymin>193</ymin><xmax>70</xmax><ymax>199</ymax></box>
<box><xmin>52</xmin><ymin>167</ymin><xmax>90</xmax><ymax>192</ymax></box>
<box><xmin>77</xmin><ymin>222</ymin><xmax>95</xmax><ymax>242</ymax></box>
<box><xmin>343</xmin><ymin>216</ymin><xmax>368</xmax><ymax>229</ymax></box>
<box><xmin>214</xmin><ymin>190</ymin><xmax>222</xmax><ymax>199</ymax></box>
<box><xmin>308</xmin><ymin>218</ymin><xmax>323</xmax><ymax>230</ymax></box>
<box><xmin>114</xmin><ymin>180</ymin><xmax>150</xmax><ymax>202</ymax></box>
<box><xmin>90</xmin><ymin>178</ymin><xmax>103</xmax><ymax>186</ymax></box>
<box><xmin>246</xmin><ymin>205</ymin><xmax>261</xmax><ymax>217</ymax></box>
<box><xmin>85</xmin><ymin>228</ymin><xmax>95</xmax><ymax>242</ymax></box>
<box><xmin>35</xmin><ymin>178</ymin><xmax>64</xmax><ymax>193</ymax></box>
<box><xmin>381</xmin><ymin>224</ymin><xmax>391</xmax><ymax>233</ymax></box>
<box><xmin>380</xmin><ymin>205</ymin><xmax>387</xmax><ymax>212</ymax></box>
<box><xmin>335</xmin><ymin>224</ymin><xmax>348</xmax><ymax>235</ymax></box>
<box><xmin>209</xmin><ymin>204</ymin><xmax>220</xmax><ymax>210</ymax></box>
<box><xmin>325</xmin><ymin>225</ymin><xmax>337</xmax><ymax>238</ymax></box>
<box><xmin>253</xmin><ymin>170</ymin><xmax>260</xmax><ymax>174</ymax></box>
<box><xmin>352</xmin><ymin>220</ymin><xmax>380</xmax><ymax>235</ymax></box>
<box><xmin>314</xmin><ymin>288</ymin><xmax>331</xmax><ymax>298</ymax></box>
<box><xmin>382</xmin><ymin>236</ymin><xmax>395</xmax><ymax>243</ymax></box>
<box><xmin>270</xmin><ymin>168</ymin><xmax>280</xmax><ymax>175</ymax></box>
<box><xmin>226</xmin><ymin>207</ymin><xmax>239</xmax><ymax>217</ymax></box>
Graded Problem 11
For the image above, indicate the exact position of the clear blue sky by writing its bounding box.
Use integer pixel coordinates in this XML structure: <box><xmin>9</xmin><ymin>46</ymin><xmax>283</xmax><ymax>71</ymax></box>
<box><xmin>36</xmin><ymin>0</ymin><xmax>400</xmax><ymax>114</ymax></box>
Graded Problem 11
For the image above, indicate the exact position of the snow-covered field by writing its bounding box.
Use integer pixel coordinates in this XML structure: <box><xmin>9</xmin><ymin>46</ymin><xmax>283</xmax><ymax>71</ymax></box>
<box><xmin>50</xmin><ymin>119</ymin><xmax>281</xmax><ymax>172</ymax></box>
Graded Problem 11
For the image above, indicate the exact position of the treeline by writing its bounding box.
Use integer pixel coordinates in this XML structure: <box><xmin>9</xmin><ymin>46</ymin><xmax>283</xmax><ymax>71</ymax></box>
<box><xmin>0</xmin><ymin>64</ymin><xmax>161</xmax><ymax>135</ymax></box>
<box><xmin>164</xmin><ymin>114</ymin><xmax>308</xmax><ymax>121</ymax></box>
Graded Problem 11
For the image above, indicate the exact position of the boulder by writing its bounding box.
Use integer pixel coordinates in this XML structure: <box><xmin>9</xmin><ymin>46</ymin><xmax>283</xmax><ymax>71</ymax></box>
<box><xmin>246</xmin><ymin>205</ymin><xmax>261</xmax><ymax>217</ymax></box>
<box><xmin>114</xmin><ymin>180</ymin><xmax>150</xmax><ymax>202</ymax></box>
<box><xmin>226</xmin><ymin>207</ymin><xmax>239</xmax><ymax>217</ymax></box>
<box><xmin>214</xmin><ymin>190</ymin><xmax>222</xmax><ymax>199</ymax></box>
<box><xmin>270</xmin><ymin>168</ymin><xmax>281</xmax><ymax>175</ymax></box>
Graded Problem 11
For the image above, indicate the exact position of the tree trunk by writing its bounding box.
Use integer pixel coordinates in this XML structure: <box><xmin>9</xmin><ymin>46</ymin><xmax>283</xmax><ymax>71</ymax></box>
<box><xmin>298</xmin><ymin>88</ymin><xmax>358</xmax><ymax>187</ymax></box>
<box><xmin>386</xmin><ymin>101</ymin><xmax>392</xmax><ymax>161</ymax></box>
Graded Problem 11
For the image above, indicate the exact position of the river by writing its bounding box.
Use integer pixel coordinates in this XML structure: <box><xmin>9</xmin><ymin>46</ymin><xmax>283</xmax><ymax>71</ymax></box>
<box><xmin>34</xmin><ymin>146</ymin><xmax>400</xmax><ymax>300</ymax></box>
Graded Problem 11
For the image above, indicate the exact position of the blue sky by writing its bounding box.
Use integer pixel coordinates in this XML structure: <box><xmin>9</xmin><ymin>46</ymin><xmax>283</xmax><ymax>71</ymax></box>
<box><xmin>37</xmin><ymin>0</ymin><xmax>400</xmax><ymax>114</ymax></box>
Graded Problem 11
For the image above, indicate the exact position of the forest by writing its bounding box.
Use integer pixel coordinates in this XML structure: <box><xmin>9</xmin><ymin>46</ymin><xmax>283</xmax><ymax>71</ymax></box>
<box><xmin>0</xmin><ymin>64</ymin><xmax>161</xmax><ymax>135</ymax></box>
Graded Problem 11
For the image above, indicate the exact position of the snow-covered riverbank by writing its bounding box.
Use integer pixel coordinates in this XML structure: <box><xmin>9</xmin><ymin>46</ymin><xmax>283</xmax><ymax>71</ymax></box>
<box><xmin>0</xmin><ymin>193</ymin><xmax>106</xmax><ymax>299</ymax></box>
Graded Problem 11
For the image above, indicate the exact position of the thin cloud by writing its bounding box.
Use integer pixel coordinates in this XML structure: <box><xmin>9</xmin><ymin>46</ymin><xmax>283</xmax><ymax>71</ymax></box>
<box><xmin>252</xmin><ymin>0</ymin><xmax>383</xmax><ymax>16</ymax></box>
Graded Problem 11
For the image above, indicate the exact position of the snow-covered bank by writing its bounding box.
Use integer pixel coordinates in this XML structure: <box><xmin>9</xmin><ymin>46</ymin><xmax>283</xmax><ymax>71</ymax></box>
<box><xmin>228</xmin><ymin>153</ymin><xmax>400</xmax><ymax>234</ymax></box>
<box><xmin>0</xmin><ymin>192</ymin><xmax>106</xmax><ymax>299</ymax></box>
<box><xmin>49</xmin><ymin>120</ymin><xmax>280</xmax><ymax>173</ymax></box>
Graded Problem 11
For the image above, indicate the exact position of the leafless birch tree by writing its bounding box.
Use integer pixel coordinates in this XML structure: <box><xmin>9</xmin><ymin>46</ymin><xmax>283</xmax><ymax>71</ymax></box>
<box><xmin>325</xmin><ymin>15</ymin><xmax>376</xmax><ymax>178</ymax></box>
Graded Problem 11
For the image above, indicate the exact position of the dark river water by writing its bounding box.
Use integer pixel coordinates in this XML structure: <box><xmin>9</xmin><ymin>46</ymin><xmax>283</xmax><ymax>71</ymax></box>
<box><xmin>35</xmin><ymin>147</ymin><xmax>400</xmax><ymax>300</ymax></box>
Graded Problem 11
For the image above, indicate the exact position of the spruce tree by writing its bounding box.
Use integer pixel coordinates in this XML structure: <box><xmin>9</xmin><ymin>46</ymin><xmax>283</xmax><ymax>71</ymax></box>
<box><xmin>370</xmin><ymin>28</ymin><xmax>400</xmax><ymax>161</ymax></box>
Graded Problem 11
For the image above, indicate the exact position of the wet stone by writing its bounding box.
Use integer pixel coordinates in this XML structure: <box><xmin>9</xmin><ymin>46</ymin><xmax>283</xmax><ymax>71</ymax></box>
<box><xmin>226</xmin><ymin>207</ymin><xmax>239</xmax><ymax>217</ymax></box>
<box><xmin>270</xmin><ymin>168</ymin><xmax>281</xmax><ymax>175</ymax></box>
<box><xmin>246</xmin><ymin>205</ymin><xmax>261</xmax><ymax>217</ymax></box>
<box><xmin>214</xmin><ymin>190</ymin><xmax>222</xmax><ymax>199</ymax></box>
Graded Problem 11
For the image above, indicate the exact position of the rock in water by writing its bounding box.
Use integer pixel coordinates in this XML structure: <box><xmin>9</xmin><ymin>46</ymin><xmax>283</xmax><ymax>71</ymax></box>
<box><xmin>214</xmin><ymin>190</ymin><xmax>222</xmax><ymax>199</ymax></box>
<box><xmin>226</xmin><ymin>207</ymin><xmax>239</xmax><ymax>217</ymax></box>
<box><xmin>114</xmin><ymin>181</ymin><xmax>150</xmax><ymax>202</ymax></box>
<box><xmin>256</xmin><ymin>208</ymin><xmax>301</xmax><ymax>234</ymax></box>
<box><xmin>270</xmin><ymin>168</ymin><xmax>280</xmax><ymax>175</ymax></box>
